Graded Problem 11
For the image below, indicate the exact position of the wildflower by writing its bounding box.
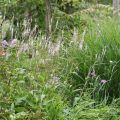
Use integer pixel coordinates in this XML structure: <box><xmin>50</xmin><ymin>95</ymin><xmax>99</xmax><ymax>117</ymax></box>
<box><xmin>1</xmin><ymin>40</ymin><xmax>9</xmax><ymax>48</ymax></box>
<box><xmin>90</xmin><ymin>70</ymin><xmax>96</xmax><ymax>77</ymax></box>
<box><xmin>20</xmin><ymin>43</ymin><xmax>28</xmax><ymax>52</ymax></box>
<box><xmin>101</xmin><ymin>80</ymin><xmax>107</xmax><ymax>84</ymax></box>
<box><xmin>10</xmin><ymin>39</ymin><xmax>17</xmax><ymax>47</ymax></box>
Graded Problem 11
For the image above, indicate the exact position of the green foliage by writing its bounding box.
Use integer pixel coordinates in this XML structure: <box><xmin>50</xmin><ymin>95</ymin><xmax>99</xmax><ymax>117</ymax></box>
<box><xmin>55</xmin><ymin>17</ymin><xmax>120</xmax><ymax>103</ymax></box>
<box><xmin>0</xmin><ymin>40</ymin><xmax>65</xmax><ymax>119</ymax></box>
<box><xmin>1</xmin><ymin>1</ymin><xmax>120</xmax><ymax>120</ymax></box>
<box><xmin>1</xmin><ymin>31</ymin><xmax>120</xmax><ymax>119</ymax></box>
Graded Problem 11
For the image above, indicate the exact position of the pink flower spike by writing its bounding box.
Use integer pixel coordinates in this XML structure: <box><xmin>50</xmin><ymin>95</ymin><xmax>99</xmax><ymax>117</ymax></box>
<box><xmin>20</xmin><ymin>43</ymin><xmax>29</xmax><ymax>52</ymax></box>
<box><xmin>10</xmin><ymin>39</ymin><xmax>17</xmax><ymax>47</ymax></box>
<box><xmin>101</xmin><ymin>80</ymin><xmax>107</xmax><ymax>84</ymax></box>
<box><xmin>90</xmin><ymin>70</ymin><xmax>96</xmax><ymax>77</ymax></box>
<box><xmin>1</xmin><ymin>40</ymin><xmax>9</xmax><ymax>48</ymax></box>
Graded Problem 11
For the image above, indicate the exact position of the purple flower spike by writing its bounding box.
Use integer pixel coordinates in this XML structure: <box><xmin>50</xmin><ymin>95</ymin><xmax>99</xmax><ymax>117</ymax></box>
<box><xmin>1</xmin><ymin>40</ymin><xmax>9</xmax><ymax>48</ymax></box>
<box><xmin>10</xmin><ymin>39</ymin><xmax>17</xmax><ymax>47</ymax></box>
<box><xmin>20</xmin><ymin>43</ymin><xmax>29</xmax><ymax>52</ymax></box>
<box><xmin>101</xmin><ymin>80</ymin><xmax>107</xmax><ymax>84</ymax></box>
<box><xmin>90</xmin><ymin>70</ymin><xmax>96</xmax><ymax>77</ymax></box>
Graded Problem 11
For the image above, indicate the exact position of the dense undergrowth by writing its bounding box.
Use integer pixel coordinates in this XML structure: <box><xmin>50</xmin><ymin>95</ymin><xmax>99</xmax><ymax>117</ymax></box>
<box><xmin>0</xmin><ymin>2</ymin><xmax>120</xmax><ymax>120</ymax></box>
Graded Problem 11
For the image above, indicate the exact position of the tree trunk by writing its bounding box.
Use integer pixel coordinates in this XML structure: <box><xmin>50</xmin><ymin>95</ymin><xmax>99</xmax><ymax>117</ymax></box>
<box><xmin>113</xmin><ymin>0</ymin><xmax>120</xmax><ymax>16</ymax></box>
<box><xmin>45</xmin><ymin>0</ymin><xmax>52</xmax><ymax>40</ymax></box>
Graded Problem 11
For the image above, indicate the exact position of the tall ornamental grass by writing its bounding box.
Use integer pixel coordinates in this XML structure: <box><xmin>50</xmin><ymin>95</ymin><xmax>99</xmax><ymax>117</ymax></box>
<box><xmin>56</xmin><ymin>18</ymin><xmax>120</xmax><ymax>103</ymax></box>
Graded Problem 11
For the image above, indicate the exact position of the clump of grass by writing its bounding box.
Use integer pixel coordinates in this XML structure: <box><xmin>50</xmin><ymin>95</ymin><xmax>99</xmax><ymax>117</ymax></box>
<box><xmin>55</xmin><ymin>17</ymin><xmax>120</xmax><ymax>103</ymax></box>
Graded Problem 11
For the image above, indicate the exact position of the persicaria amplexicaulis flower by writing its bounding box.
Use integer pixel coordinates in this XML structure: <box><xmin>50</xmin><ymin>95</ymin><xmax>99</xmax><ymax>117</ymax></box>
<box><xmin>20</xmin><ymin>43</ymin><xmax>29</xmax><ymax>52</ymax></box>
<box><xmin>101</xmin><ymin>80</ymin><xmax>107</xmax><ymax>84</ymax></box>
<box><xmin>1</xmin><ymin>40</ymin><xmax>9</xmax><ymax>48</ymax></box>
<box><xmin>10</xmin><ymin>39</ymin><xmax>17</xmax><ymax>47</ymax></box>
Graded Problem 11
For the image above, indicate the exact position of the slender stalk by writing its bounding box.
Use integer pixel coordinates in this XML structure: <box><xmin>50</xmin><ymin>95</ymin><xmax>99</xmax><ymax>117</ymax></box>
<box><xmin>45</xmin><ymin>0</ymin><xmax>52</xmax><ymax>41</ymax></box>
